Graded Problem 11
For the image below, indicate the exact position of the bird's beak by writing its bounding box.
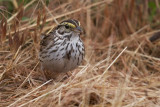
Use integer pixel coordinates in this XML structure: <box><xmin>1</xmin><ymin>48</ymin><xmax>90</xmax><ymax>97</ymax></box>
<box><xmin>75</xmin><ymin>26</ymin><xmax>83</xmax><ymax>34</ymax></box>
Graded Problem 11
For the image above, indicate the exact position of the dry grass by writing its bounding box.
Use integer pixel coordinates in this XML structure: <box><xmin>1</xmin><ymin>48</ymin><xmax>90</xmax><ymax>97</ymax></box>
<box><xmin>0</xmin><ymin>0</ymin><xmax>160</xmax><ymax>107</ymax></box>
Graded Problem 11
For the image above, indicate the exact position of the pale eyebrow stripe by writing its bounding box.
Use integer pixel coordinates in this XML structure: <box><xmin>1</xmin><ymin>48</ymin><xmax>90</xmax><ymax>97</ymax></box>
<box><xmin>62</xmin><ymin>22</ymin><xmax>76</xmax><ymax>28</ymax></box>
<box><xmin>67</xmin><ymin>23</ymin><xmax>76</xmax><ymax>28</ymax></box>
<box><xmin>60</xmin><ymin>20</ymin><xmax>80</xmax><ymax>28</ymax></box>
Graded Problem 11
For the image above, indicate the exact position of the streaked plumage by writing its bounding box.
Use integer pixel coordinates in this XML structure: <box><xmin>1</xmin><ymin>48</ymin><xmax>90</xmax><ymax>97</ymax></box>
<box><xmin>39</xmin><ymin>19</ymin><xmax>85</xmax><ymax>78</ymax></box>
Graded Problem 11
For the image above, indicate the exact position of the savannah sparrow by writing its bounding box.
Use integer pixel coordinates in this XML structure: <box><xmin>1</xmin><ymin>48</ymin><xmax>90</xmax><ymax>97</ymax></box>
<box><xmin>39</xmin><ymin>19</ymin><xmax>85</xmax><ymax>78</ymax></box>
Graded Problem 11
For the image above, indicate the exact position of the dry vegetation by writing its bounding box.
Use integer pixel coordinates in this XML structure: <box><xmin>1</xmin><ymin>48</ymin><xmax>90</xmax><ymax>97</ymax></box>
<box><xmin>0</xmin><ymin>0</ymin><xmax>160</xmax><ymax>107</ymax></box>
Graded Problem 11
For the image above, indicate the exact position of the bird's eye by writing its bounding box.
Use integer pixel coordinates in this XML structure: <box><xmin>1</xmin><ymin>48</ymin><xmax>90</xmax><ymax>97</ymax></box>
<box><xmin>65</xmin><ymin>24</ymin><xmax>70</xmax><ymax>29</ymax></box>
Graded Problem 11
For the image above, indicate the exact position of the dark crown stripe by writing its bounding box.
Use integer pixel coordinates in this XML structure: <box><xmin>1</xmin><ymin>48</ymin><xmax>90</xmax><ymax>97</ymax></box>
<box><xmin>71</xmin><ymin>19</ymin><xmax>79</xmax><ymax>27</ymax></box>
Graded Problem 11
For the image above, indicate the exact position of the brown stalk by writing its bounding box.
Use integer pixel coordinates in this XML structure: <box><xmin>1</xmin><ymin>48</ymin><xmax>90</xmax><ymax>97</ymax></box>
<box><xmin>0</xmin><ymin>18</ymin><xmax>7</xmax><ymax>42</ymax></box>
